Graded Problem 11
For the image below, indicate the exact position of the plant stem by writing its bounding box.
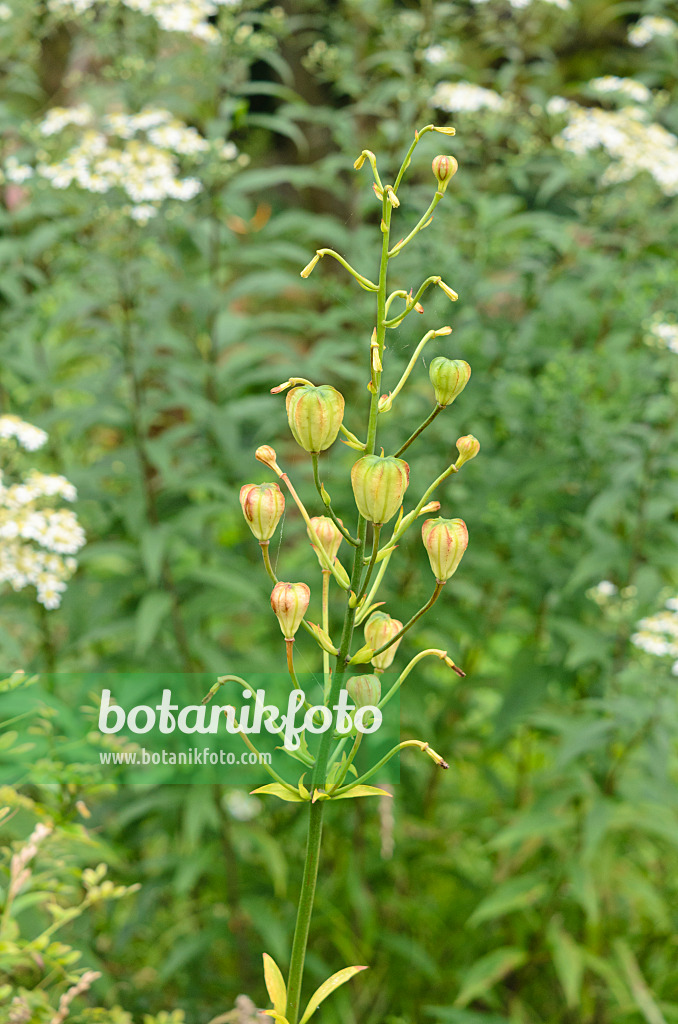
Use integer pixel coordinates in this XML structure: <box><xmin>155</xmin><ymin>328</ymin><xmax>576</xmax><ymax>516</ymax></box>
<box><xmin>284</xmin><ymin>801</ymin><xmax>324</xmax><ymax>1024</ymax></box>
<box><xmin>394</xmin><ymin>405</ymin><xmax>443</xmax><ymax>457</ymax></box>
<box><xmin>285</xmin><ymin>194</ymin><xmax>393</xmax><ymax>1024</ymax></box>
<box><xmin>311</xmin><ymin>453</ymin><xmax>359</xmax><ymax>546</ymax></box>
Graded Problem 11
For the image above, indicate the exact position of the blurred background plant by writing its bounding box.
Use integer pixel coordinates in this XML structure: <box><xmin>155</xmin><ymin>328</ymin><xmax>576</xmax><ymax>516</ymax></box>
<box><xmin>1</xmin><ymin>0</ymin><xmax>678</xmax><ymax>1021</ymax></box>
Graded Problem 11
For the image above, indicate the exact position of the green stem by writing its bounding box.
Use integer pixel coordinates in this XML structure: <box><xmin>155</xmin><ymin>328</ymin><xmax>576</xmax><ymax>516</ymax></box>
<box><xmin>285</xmin><ymin>195</ymin><xmax>393</xmax><ymax>1024</ymax></box>
<box><xmin>260</xmin><ymin>542</ymin><xmax>278</xmax><ymax>583</ymax></box>
<box><xmin>369</xmin><ymin>582</ymin><xmax>444</xmax><ymax>660</ymax></box>
<box><xmin>394</xmin><ymin>405</ymin><xmax>443</xmax><ymax>457</ymax></box>
<box><xmin>383</xmin><ymin>276</ymin><xmax>442</xmax><ymax>328</ymax></box>
<box><xmin>321</xmin><ymin>570</ymin><xmax>331</xmax><ymax>702</ymax></box>
<box><xmin>389</xmin><ymin>193</ymin><xmax>443</xmax><ymax>258</ymax></box>
<box><xmin>285</xmin><ymin>801</ymin><xmax>324</xmax><ymax>1024</ymax></box>
<box><xmin>311</xmin><ymin>454</ymin><xmax>359</xmax><ymax>546</ymax></box>
<box><xmin>356</xmin><ymin>525</ymin><xmax>381</xmax><ymax>604</ymax></box>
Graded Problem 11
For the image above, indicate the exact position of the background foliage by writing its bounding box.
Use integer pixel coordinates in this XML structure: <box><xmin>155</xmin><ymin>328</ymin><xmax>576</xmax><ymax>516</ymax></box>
<box><xmin>1</xmin><ymin>0</ymin><xmax>678</xmax><ymax>1021</ymax></box>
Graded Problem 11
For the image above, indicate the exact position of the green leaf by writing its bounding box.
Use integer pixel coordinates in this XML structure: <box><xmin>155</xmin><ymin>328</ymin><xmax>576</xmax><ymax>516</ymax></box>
<box><xmin>467</xmin><ymin>874</ymin><xmax>547</xmax><ymax>926</ymax></box>
<box><xmin>614</xmin><ymin>939</ymin><xmax>668</xmax><ymax>1024</ymax></box>
<box><xmin>263</xmin><ymin>953</ymin><xmax>287</xmax><ymax>1017</ymax></box>
<box><xmin>454</xmin><ymin>948</ymin><xmax>528</xmax><ymax>1008</ymax></box>
<box><xmin>547</xmin><ymin>920</ymin><xmax>583</xmax><ymax>1008</ymax></box>
<box><xmin>299</xmin><ymin>965</ymin><xmax>369</xmax><ymax>1024</ymax></box>
<box><xmin>250</xmin><ymin>784</ymin><xmax>307</xmax><ymax>803</ymax></box>
<box><xmin>135</xmin><ymin>591</ymin><xmax>173</xmax><ymax>656</ymax></box>
<box><xmin>330</xmin><ymin>785</ymin><xmax>393</xmax><ymax>800</ymax></box>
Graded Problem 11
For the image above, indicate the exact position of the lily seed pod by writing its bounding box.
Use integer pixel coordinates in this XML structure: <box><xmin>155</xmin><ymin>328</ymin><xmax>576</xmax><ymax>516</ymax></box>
<box><xmin>350</xmin><ymin>455</ymin><xmax>410</xmax><ymax>525</ymax></box>
<box><xmin>421</xmin><ymin>518</ymin><xmax>468</xmax><ymax>583</ymax></box>
<box><xmin>429</xmin><ymin>357</ymin><xmax>471</xmax><ymax>407</ymax></box>
<box><xmin>286</xmin><ymin>384</ymin><xmax>345</xmax><ymax>454</ymax></box>
<box><xmin>432</xmin><ymin>154</ymin><xmax>458</xmax><ymax>193</ymax></box>
<box><xmin>307</xmin><ymin>516</ymin><xmax>343</xmax><ymax>565</ymax></box>
<box><xmin>255</xmin><ymin>445</ymin><xmax>278</xmax><ymax>470</ymax></box>
<box><xmin>346</xmin><ymin>674</ymin><xmax>382</xmax><ymax>708</ymax></box>
<box><xmin>455</xmin><ymin>435</ymin><xmax>480</xmax><ymax>468</ymax></box>
<box><xmin>239</xmin><ymin>482</ymin><xmax>285</xmax><ymax>541</ymax></box>
<box><xmin>270</xmin><ymin>582</ymin><xmax>310</xmax><ymax>640</ymax></box>
<box><xmin>364</xmin><ymin>610</ymin><xmax>403</xmax><ymax>672</ymax></box>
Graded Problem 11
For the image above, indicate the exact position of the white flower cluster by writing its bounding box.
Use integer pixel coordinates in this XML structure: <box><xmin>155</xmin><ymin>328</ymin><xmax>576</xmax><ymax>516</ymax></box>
<box><xmin>0</xmin><ymin>417</ymin><xmax>85</xmax><ymax>609</ymax></box>
<box><xmin>47</xmin><ymin>0</ymin><xmax>242</xmax><ymax>43</ymax></box>
<box><xmin>0</xmin><ymin>3</ymin><xmax>12</xmax><ymax>20</ymax></box>
<box><xmin>628</xmin><ymin>15</ymin><xmax>677</xmax><ymax>47</ymax></box>
<box><xmin>432</xmin><ymin>81</ymin><xmax>506</xmax><ymax>113</ymax></box>
<box><xmin>8</xmin><ymin>105</ymin><xmax>238</xmax><ymax>221</ymax></box>
<box><xmin>644</xmin><ymin>318</ymin><xmax>678</xmax><ymax>354</ymax></box>
<box><xmin>632</xmin><ymin>597</ymin><xmax>678</xmax><ymax>675</ymax></box>
<box><xmin>589</xmin><ymin>76</ymin><xmax>651</xmax><ymax>104</ymax></box>
<box><xmin>0</xmin><ymin>415</ymin><xmax>48</xmax><ymax>451</ymax></box>
<box><xmin>552</xmin><ymin>96</ymin><xmax>678</xmax><ymax>196</ymax></box>
<box><xmin>470</xmin><ymin>0</ymin><xmax>570</xmax><ymax>9</ymax></box>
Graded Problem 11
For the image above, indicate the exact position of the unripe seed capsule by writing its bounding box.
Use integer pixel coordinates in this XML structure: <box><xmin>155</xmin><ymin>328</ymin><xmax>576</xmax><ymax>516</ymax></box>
<box><xmin>346</xmin><ymin>674</ymin><xmax>382</xmax><ymax>709</ymax></box>
<box><xmin>364</xmin><ymin>611</ymin><xmax>403</xmax><ymax>671</ymax></box>
<box><xmin>432</xmin><ymin>154</ymin><xmax>458</xmax><ymax>193</ymax></box>
<box><xmin>270</xmin><ymin>582</ymin><xmax>310</xmax><ymax>639</ymax></box>
<box><xmin>286</xmin><ymin>385</ymin><xmax>345</xmax><ymax>454</ymax></box>
<box><xmin>421</xmin><ymin>517</ymin><xmax>468</xmax><ymax>583</ymax></box>
<box><xmin>239</xmin><ymin>482</ymin><xmax>285</xmax><ymax>541</ymax></box>
<box><xmin>351</xmin><ymin>454</ymin><xmax>410</xmax><ymax>525</ymax></box>
<box><xmin>455</xmin><ymin>435</ymin><xmax>480</xmax><ymax>468</ymax></box>
<box><xmin>429</xmin><ymin>357</ymin><xmax>471</xmax><ymax>407</ymax></box>
<box><xmin>308</xmin><ymin>516</ymin><xmax>343</xmax><ymax>565</ymax></box>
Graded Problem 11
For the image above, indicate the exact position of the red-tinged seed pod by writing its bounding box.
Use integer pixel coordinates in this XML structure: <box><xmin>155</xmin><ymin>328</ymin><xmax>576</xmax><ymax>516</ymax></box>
<box><xmin>350</xmin><ymin>455</ymin><xmax>410</xmax><ymax>525</ymax></box>
<box><xmin>307</xmin><ymin>516</ymin><xmax>343</xmax><ymax>565</ymax></box>
<box><xmin>364</xmin><ymin>611</ymin><xmax>403</xmax><ymax>672</ymax></box>
<box><xmin>285</xmin><ymin>385</ymin><xmax>345</xmax><ymax>454</ymax></box>
<box><xmin>255</xmin><ymin>445</ymin><xmax>278</xmax><ymax>470</ymax></box>
<box><xmin>270</xmin><ymin>582</ymin><xmax>310</xmax><ymax>639</ymax></box>
<box><xmin>432</xmin><ymin>154</ymin><xmax>459</xmax><ymax>193</ymax></box>
<box><xmin>239</xmin><ymin>482</ymin><xmax>285</xmax><ymax>541</ymax></box>
<box><xmin>346</xmin><ymin>674</ymin><xmax>381</xmax><ymax>708</ymax></box>
<box><xmin>421</xmin><ymin>517</ymin><xmax>468</xmax><ymax>583</ymax></box>
<box><xmin>455</xmin><ymin>435</ymin><xmax>480</xmax><ymax>468</ymax></box>
<box><xmin>429</xmin><ymin>357</ymin><xmax>471</xmax><ymax>407</ymax></box>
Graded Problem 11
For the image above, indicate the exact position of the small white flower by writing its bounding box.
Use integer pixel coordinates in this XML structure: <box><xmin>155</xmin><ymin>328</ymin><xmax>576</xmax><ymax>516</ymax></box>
<box><xmin>628</xmin><ymin>15</ymin><xmax>676</xmax><ymax>47</ymax></box>
<box><xmin>431</xmin><ymin>81</ymin><xmax>506</xmax><ymax>113</ymax></box>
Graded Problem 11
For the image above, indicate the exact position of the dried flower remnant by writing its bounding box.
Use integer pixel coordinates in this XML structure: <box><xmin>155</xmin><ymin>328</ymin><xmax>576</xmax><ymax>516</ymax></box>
<box><xmin>0</xmin><ymin>417</ymin><xmax>85</xmax><ymax>609</ymax></box>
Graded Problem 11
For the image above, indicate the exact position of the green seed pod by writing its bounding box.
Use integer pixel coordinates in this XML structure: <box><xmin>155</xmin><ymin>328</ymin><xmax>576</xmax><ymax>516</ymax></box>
<box><xmin>270</xmin><ymin>581</ymin><xmax>310</xmax><ymax>639</ymax></box>
<box><xmin>432</xmin><ymin>153</ymin><xmax>458</xmax><ymax>193</ymax></box>
<box><xmin>429</xmin><ymin>357</ymin><xmax>471</xmax><ymax>407</ymax></box>
<box><xmin>455</xmin><ymin>434</ymin><xmax>480</xmax><ymax>468</ymax></box>
<box><xmin>346</xmin><ymin>674</ymin><xmax>382</xmax><ymax>708</ymax></box>
<box><xmin>421</xmin><ymin>517</ymin><xmax>468</xmax><ymax>583</ymax></box>
<box><xmin>364</xmin><ymin>610</ymin><xmax>403</xmax><ymax>672</ymax></box>
<box><xmin>350</xmin><ymin>455</ymin><xmax>410</xmax><ymax>525</ymax></box>
<box><xmin>307</xmin><ymin>515</ymin><xmax>343</xmax><ymax>565</ymax></box>
<box><xmin>285</xmin><ymin>385</ymin><xmax>345</xmax><ymax>454</ymax></box>
<box><xmin>239</xmin><ymin>482</ymin><xmax>285</xmax><ymax>541</ymax></box>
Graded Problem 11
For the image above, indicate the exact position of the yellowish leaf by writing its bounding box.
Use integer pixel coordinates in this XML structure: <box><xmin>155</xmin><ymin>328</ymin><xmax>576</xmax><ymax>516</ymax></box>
<box><xmin>299</xmin><ymin>966</ymin><xmax>368</xmax><ymax>1024</ymax></box>
<box><xmin>263</xmin><ymin>953</ymin><xmax>287</xmax><ymax>1017</ymax></box>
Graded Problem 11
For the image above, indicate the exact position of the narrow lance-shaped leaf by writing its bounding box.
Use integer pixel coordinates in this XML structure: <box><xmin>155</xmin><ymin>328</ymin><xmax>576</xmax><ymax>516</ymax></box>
<box><xmin>299</xmin><ymin>965</ymin><xmax>368</xmax><ymax>1024</ymax></box>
